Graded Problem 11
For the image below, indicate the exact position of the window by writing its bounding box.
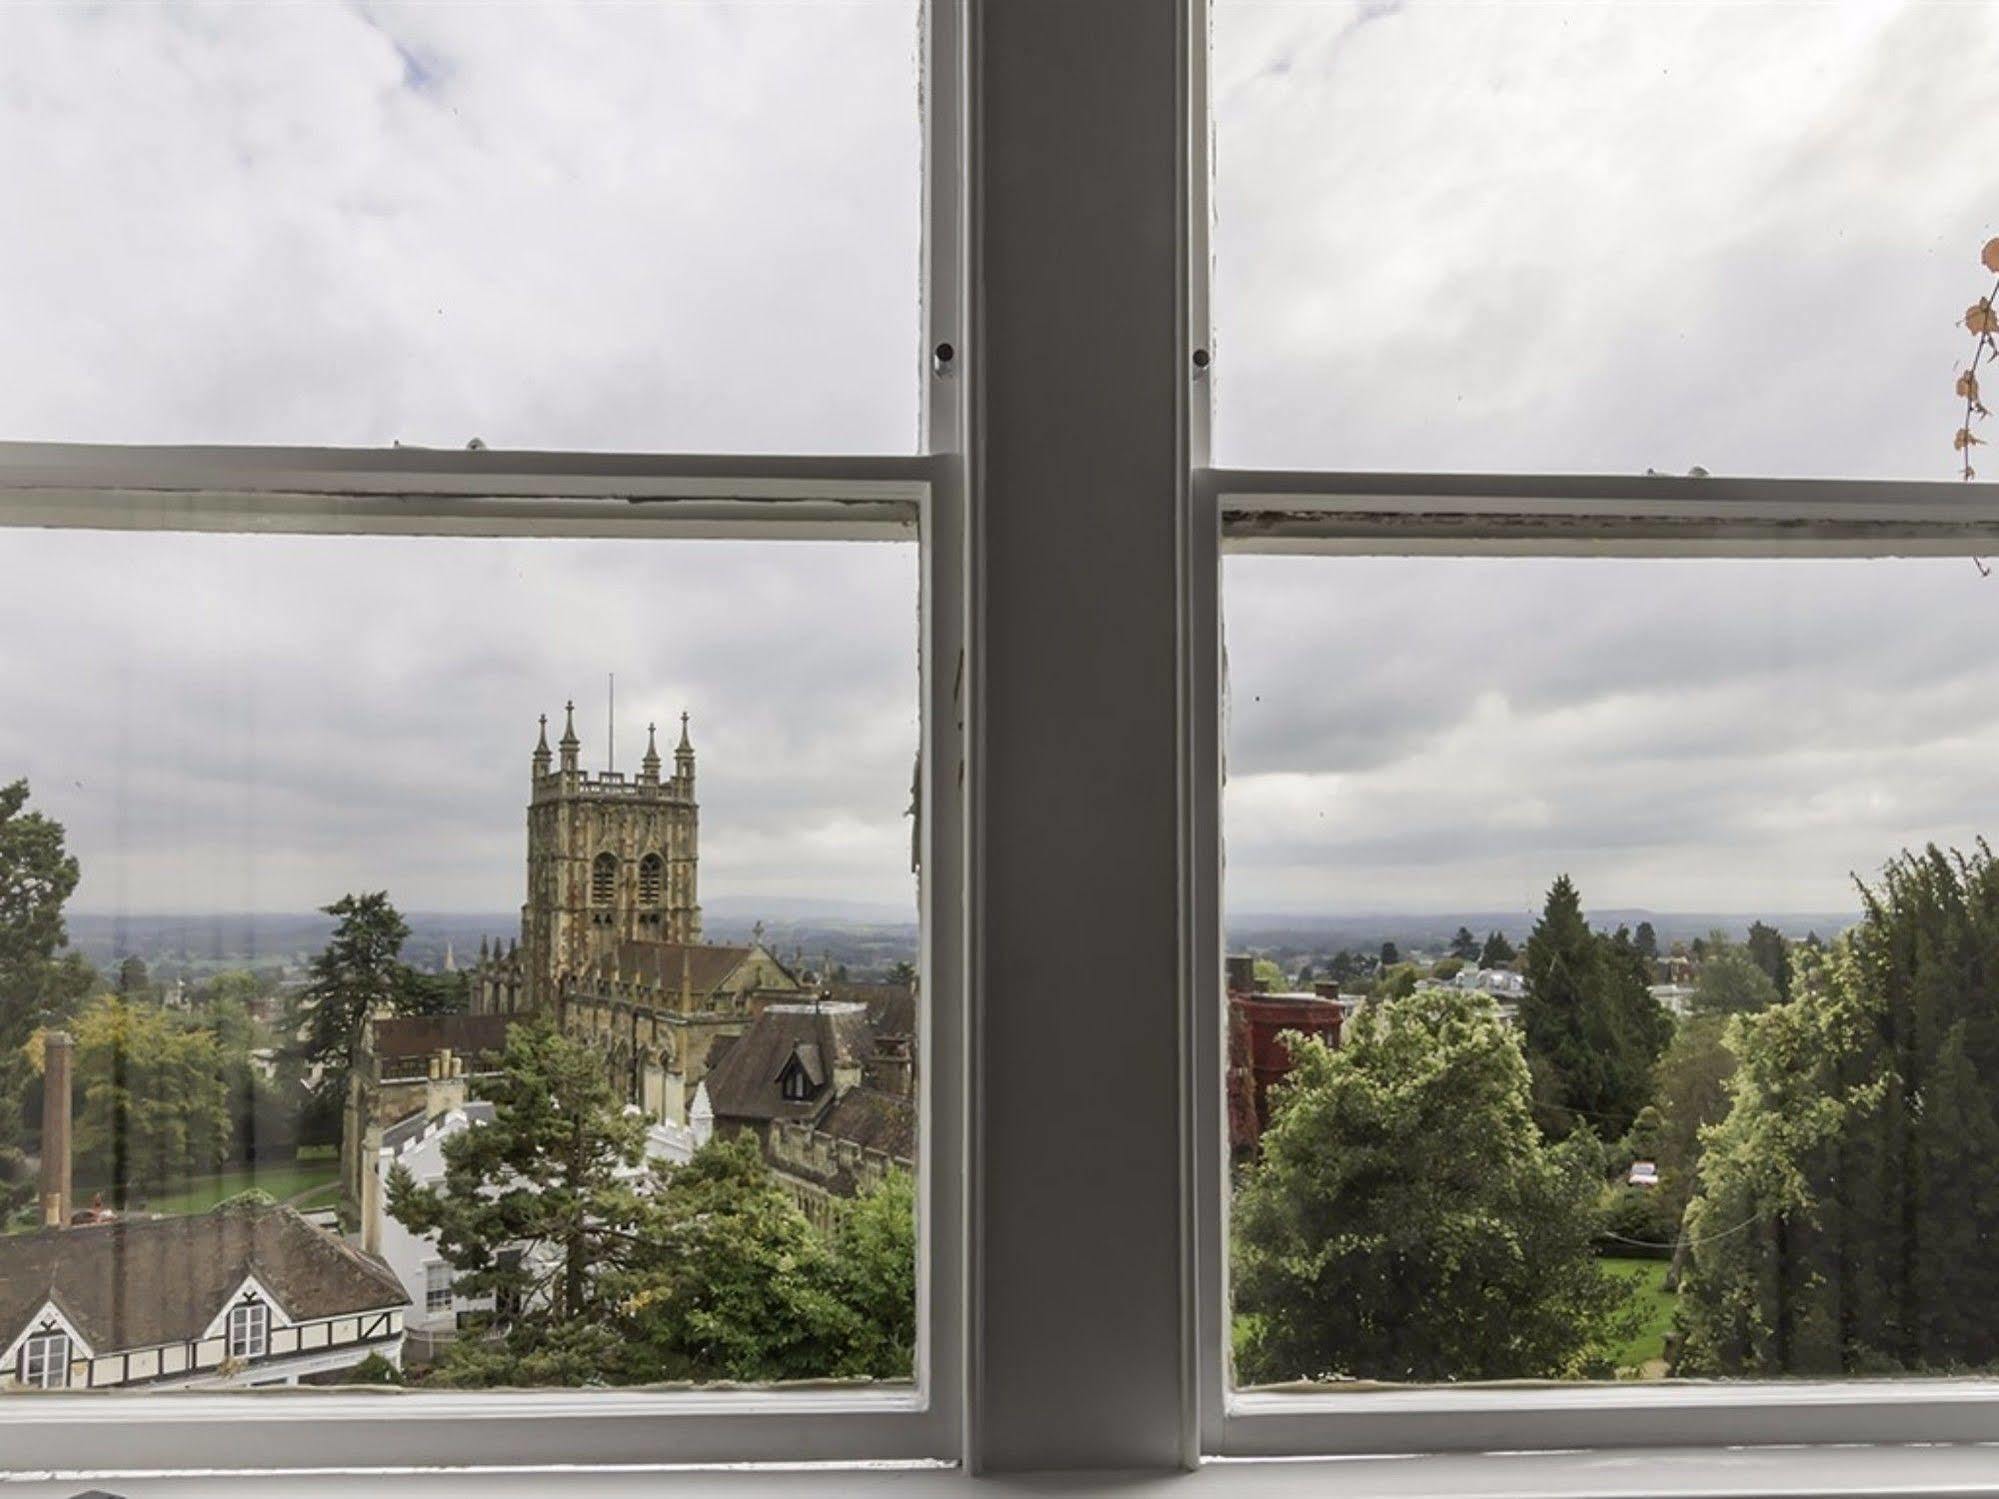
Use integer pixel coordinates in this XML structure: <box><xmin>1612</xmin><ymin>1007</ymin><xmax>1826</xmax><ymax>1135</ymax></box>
<box><xmin>14</xmin><ymin>0</ymin><xmax>1991</xmax><ymax>1490</ymax></box>
<box><xmin>1223</xmin><ymin>552</ymin><xmax>1999</xmax><ymax>1388</ymax></box>
<box><xmin>20</xmin><ymin>1333</ymin><xmax>68</xmax><ymax>1390</ymax></box>
<box><xmin>1210</xmin><ymin>1</ymin><xmax>1999</xmax><ymax>479</ymax></box>
<box><xmin>424</xmin><ymin>1263</ymin><xmax>454</xmax><ymax>1316</ymax></box>
<box><xmin>639</xmin><ymin>853</ymin><xmax>664</xmax><ymax>908</ymax></box>
<box><xmin>0</xmin><ymin>0</ymin><xmax>954</xmax><ymax>1479</ymax></box>
<box><xmin>0</xmin><ymin>2</ymin><xmax>923</xmax><ymax>453</ymax></box>
<box><xmin>227</xmin><ymin>1303</ymin><xmax>269</xmax><ymax>1362</ymax></box>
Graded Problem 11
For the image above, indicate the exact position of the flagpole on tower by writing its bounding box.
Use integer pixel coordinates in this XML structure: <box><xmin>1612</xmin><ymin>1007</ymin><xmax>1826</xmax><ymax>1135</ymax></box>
<box><xmin>608</xmin><ymin>672</ymin><xmax>615</xmax><ymax>775</ymax></box>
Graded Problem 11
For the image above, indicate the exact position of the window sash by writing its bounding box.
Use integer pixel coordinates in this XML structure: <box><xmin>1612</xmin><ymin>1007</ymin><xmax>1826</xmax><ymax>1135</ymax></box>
<box><xmin>0</xmin><ymin>447</ymin><xmax>964</xmax><ymax>1472</ymax></box>
<box><xmin>229</xmin><ymin>1306</ymin><xmax>270</xmax><ymax>1362</ymax></box>
<box><xmin>23</xmin><ymin>1334</ymin><xmax>69</xmax><ymax>1390</ymax></box>
<box><xmin>1189</xmin><ymin>468</ymin><xmax>1999</xmax><ymax>1459</ymax></box>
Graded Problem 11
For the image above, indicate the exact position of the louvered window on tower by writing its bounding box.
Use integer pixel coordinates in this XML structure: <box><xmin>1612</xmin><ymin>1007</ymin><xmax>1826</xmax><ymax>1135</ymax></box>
<box><xmin>591</xmin><ymin>853</ymin><xmax>617</xmax><ymax>908</ymax></box>
<box><xmin>639</xmin><ymin>854</ymin><xmax>664</xmax><ymax>907</ymax></box>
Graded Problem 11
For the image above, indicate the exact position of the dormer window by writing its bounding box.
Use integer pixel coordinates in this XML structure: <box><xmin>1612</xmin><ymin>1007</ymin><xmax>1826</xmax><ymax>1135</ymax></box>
<box><xmin>779</xmin><ymin>1042</ymin><xmax>826</xmax><ymax>1103</ymax></box>
<box><xmin>20</xmin><ymin>1331</ymin><xmax>69</xmax><ymax>1389</ymax></box>
<box><xmin>780</xmin><ymin>1060</ymin><xmax>812</xmax><ymax>1101</ymax></box>
<box><xmin>227</xmin><ymin>1301</ymin><xmax>269</xmax><ymax>1361</ymax></box>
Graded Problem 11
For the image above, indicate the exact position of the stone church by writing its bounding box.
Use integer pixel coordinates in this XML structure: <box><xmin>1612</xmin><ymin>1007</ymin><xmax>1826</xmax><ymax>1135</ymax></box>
<box><xmin>470</xmin><ymin>703</ymin><xmax>804</xmax><ymax>1126</ymax></box>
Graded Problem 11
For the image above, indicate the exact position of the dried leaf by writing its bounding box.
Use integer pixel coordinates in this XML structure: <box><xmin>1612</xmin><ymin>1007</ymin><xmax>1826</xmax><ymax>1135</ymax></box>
<box><xmin>1955</xmin><ymin>427</ymin><xmax>1987</xmax><ymax>451</ymax></box>
<box><xmin>1985</xmin><ymin>237</ymin><xmax>1999</xmax><ymax>274</ymax></box>
<box><xmin>1961</xmin><ymin>370</ymin><xmax>1982</xmax><ymax>402</ymax></box>
<box><xmin>1970</xmin><ymin>300</ymin><xmax>1999</xmax><ymax>336</ymax></box>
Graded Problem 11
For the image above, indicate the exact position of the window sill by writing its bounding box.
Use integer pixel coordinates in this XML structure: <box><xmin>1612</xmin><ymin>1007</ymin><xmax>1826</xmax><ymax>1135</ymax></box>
<box><xmin>13</xmin><ymin>1447</ymin><xmax>1999</xmax><ymax>1499</ymax></box>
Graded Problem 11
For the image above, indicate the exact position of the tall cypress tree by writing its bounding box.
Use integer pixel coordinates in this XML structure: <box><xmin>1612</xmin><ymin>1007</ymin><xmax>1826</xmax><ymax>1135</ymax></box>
<box><xmin>1519</xmin><ymin>877</ymin><xmax>1667</xmax><ymax>1139</ymax></box>
<box><xmin>1680</xmin><ymin>843</ymin><xmax>1999</xmax><ymax>1375</ymax></box>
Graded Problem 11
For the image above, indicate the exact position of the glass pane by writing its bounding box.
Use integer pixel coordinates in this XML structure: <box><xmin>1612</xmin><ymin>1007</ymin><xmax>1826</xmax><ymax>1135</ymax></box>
<box><xmin>1225</xmin><ymin>553</ymin><xmax>1999</xmax><ymax>1383</ymax></box>
<box><xmin>1212</xmin><ymin>1</ymin><xmax>1999</xmax><ymax>479</ymax></box>
<box><xmin>0</xmin><ymin>2</ymin><xmax>921</xmax><ymax>452</ymax></box>
<box><xmin>0</xmin><ymin>526</ymin><xmax>919</xmax><ymax>1391</ymax></box>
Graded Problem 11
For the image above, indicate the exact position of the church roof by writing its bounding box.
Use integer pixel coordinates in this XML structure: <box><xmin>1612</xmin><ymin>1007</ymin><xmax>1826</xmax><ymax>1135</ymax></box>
<box><xmin>611</xmin><ymin>940</ymin><xmax>760</xmax><ymax>998</ymax></box>
<box><xmin>369</xmin><ymin>1012</ymin><xmax>512</xmax><ymax>1064</ymax></box>
<box><xmin>0</xmin><ymin>1202</ymin><xmax>407</xmax><ymax>1357</ymax></box>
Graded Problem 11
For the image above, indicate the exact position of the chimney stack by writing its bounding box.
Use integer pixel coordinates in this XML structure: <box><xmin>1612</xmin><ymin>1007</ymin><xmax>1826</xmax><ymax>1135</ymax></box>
<box><xmin>40</xmin><ymin>1030</ymin><xmax>72</xmax><ymax>1229</ymax></box>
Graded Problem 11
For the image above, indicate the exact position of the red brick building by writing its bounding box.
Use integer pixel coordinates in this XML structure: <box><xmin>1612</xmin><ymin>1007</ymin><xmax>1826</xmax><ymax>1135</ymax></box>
<box><xmin>1225</xmin><ymin>961</ymin><xmax>1343</xmax><ymax>1157</ymax></box>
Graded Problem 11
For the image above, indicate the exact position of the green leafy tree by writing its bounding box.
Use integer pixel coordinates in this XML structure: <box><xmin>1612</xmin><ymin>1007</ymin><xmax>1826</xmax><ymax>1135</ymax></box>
<box><xmin>1678</xmin><ymin>843</ymin><xmax>1999</xmax><ymax>1375</ymax></box>
<box><xmin>1378</xmin><ymin>941</ymin><xmax>1400</xmax><ymax>968</ymax></box>
<box><xmin>1376</xmin><ymin>962</ymin><xmax>1419</xmax><ymax>1001</ymax></box>
<box><xmin>72</xmin><ymin>994</ymin><xmax>231</xmax><ymax>1196</ymax></box>
<box><xmin>828</xmin><ymin>1170</ymin><xmax>917</xmax><ymax>1379</ymax></box>
<box><xmin>1650</xmin><ymin>1012</ymin><xmax>1737</xmax><ymax>1283</ymax></box>
<box><xmin>1519</xmin><ymin>877</ymin><xmax>1669</xmax><ymax>1139</ymax></box>
<box><xmin>1232</xmin><ymin>987</ymin><xmax>1633</xmax><ymax>1383</ymax></box>
<box><xmin>1690</xmin><ymin>931</ymin><xmax>1780</xmax><ymax>1015</ymax></box>
<box><xmin>199</xmin><ymin>969</ymin><xmax>265</xmax><ymax>1009</ymax></box>
<box><xmin>1634</xmin><ymin>921</ymin><xmax>1659</xmax><ymax>961</ymax></box>
<box><xmin>1449</xmin><ymin>926</ymin><xmax>1479</xmax><ymax>961</ymax></box>
<box><xmin>115</xmin><ymin>955</ymin><xmax>150</xmax><ymax>999</ymax></box>
<box><xmin>390</xmin><ymin>1017</ymin><xmax>650</xmax><ymax>1383</ymax></box>
<box><xmin>616</xmin><ymin>1135</ymin><xmax>858</xmax><ymax>1383</ymax></box>
<box><xmin>1478</xmin><ymin>930</ymin><xmax>1516</xmax><ymax>968</ymax></box>
<box><xmin>403</xmin><ymin>968</ymin><xmax>472</xmax><ymax>1017</ymax></box>
<box><xmin>286</xmin><ymin>892</ymin><xmax>431</xmax><ymax>1113</ymax></box>
<box><xmin>1744</xmin><ymin>920</ymin><xmax>1792</xmax><ymax>1004</ymax></box>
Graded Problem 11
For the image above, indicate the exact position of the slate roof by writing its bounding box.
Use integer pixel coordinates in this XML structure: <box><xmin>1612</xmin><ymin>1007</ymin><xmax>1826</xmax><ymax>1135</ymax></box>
<box><xmin>381</xmin><ymin>1099</ymin><xmax>496</xmax><ymax>1154</ymax></box>
<box><xmin>370</xmin><ymin>1012</ymin><xmax>512</xmax><ymax>1064</ymax></box>
<box><xmin>0</xmin><ymin>1202</ymin><xmax>408</xmax><ymax>1355</ymax></box>
<box><xmin>829</xmin><ymin>982</ymin><xmax>916</xmax><ymax>1040</ymax></box>
<box><xmin>818</xmin><ymin>1088</ymin><xmax>917</xmax><ymax>1164</ymax></box>
<box><xmin>703</xmin><ymin>1002</ymin><xmax>875</xmax><ymax>1126</ymax></box>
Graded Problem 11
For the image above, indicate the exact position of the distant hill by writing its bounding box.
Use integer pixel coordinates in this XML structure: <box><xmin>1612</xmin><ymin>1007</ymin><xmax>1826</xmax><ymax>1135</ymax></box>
<box><xmin>1227</xmin><ymin>908</ymin><xmax>1860</xmax><ymax>958</ymax></box>
<box><xmin>63</xmin><ymin>905</ymin><xmax>920</xmax><ymax>985</ymax></box>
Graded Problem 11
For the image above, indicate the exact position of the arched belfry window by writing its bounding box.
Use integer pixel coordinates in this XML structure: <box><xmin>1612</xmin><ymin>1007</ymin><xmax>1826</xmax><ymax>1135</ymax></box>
<box><xmin>591</xmin><ymin>852</ymin><xmax>617</xmax><ymax>907</ymax></box>
<box><xmin>639</xmin><ymin>853</ymin><xmax>664</xmax><ymax>907</ymax></box>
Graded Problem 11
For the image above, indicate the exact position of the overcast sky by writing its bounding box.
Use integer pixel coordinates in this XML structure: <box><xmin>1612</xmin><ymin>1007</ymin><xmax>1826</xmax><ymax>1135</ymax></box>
<box><xmin>3</xmin><ymin>3</ymin><xmax>1998</xmax><ymax>922</ymax></box>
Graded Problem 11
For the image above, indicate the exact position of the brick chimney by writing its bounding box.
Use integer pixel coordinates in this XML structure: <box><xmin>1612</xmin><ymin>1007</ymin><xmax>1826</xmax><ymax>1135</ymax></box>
<box><xmin>40</xmin><ymin>1030</ymin><xmax>72</xmax><ymax>1229</ymax></box>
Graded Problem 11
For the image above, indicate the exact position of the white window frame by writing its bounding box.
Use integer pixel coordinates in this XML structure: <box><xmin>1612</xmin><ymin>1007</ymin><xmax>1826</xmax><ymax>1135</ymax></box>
<box><xmin>1189</xmin><ymin>470</ymin><xmax>1999</xmax><ymax>1463</ymax></box>
<box><xmin>1180</xmin><ymin>1</ymin><xmax>1999</xmax><ymax>1466</ymax></box>
<box><xmin>227</xmin><ymin>1303</ymin><xmax>271</xmax><ymax>1363</ymax></box>
<box><xmin>7</xmin><ymin>0</ymin><xmax>1999</xmax><ymax>1490</ymax></box>
<box><xmin>424</xmin><ymin>1264</ymin><xmax>455</xmax><ymax>1317</ymax></box>
<box><xmin>21</xmin><ymin>1332</ymin><xmax>70</xmax><ymax>1391</ymax></box>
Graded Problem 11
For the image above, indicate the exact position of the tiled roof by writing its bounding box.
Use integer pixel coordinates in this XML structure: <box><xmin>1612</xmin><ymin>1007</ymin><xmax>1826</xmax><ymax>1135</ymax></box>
<box><xmin>0</xmin><ymin>1202</ymin><xmax>407</xmax><ymax>1355</ymax></box>
<box><xmin>818</xmin><ymin>1088</ymin><xmax>916</xmax><ymax>1164</ymax></box>
<box><xmin>829</xmin><ymin>982</ymin><xmax>916</xmax><ymax>1039</ymax></box>
<box><xmin>369</xmin><ymin>1012</ymin><xmax>512</xmax><ymax>1063</ymax></box>
<box><xmin>703</xmin><ymin>1003</ymin><xmax>875</xmax><ymax>1125</ymax></box>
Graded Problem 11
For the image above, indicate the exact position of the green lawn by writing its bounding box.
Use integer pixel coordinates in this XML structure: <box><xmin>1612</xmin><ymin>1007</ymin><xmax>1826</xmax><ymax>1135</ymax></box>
<box><xmin>1601</xmin><ymin>1255</ymin><xmax>1676</xmax><ymax>1373</ymax></box>
<box><xmin>104</xmin><ymin>1161</ymin><xmax>340</xmax><ymax>1218</ymax></box>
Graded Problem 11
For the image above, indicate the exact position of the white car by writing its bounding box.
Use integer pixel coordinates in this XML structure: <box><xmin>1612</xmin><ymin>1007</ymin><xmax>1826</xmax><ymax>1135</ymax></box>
<box><xmin>1628</xmin><ymin>1160</ymin><xmax>1660</xmax><ymax>1188</ymax></box>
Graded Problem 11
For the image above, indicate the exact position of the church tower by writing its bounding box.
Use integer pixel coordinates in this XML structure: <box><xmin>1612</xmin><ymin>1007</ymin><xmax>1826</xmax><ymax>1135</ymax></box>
<box><xmin>520</xmin><ymin>703</ymin><xmax>702</xmax><ymax>1012</ymax></box>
